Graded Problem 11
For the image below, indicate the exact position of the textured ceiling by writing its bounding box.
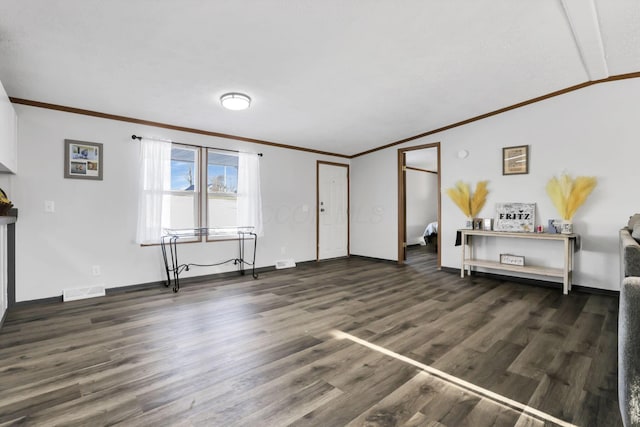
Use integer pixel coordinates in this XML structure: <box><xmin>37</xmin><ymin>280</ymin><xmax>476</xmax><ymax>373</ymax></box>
<box><xmin>1</xmin><ymin>1</ymin><xmax>638</xmax><ymax>156</ymax></box>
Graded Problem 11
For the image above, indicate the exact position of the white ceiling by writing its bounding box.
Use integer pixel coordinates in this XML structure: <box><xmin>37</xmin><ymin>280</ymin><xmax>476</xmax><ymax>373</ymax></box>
<box><xmin>1</xmin><ymin>1</ymin><xmax>639</xmax><ymax>157</ymax></box>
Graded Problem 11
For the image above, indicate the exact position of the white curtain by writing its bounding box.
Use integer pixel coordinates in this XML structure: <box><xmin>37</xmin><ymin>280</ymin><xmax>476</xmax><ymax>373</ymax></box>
<box><xmin>136</xmin><ymin>138</ymin><xmax>171</xmax><ymax>244</ymax></box>
<box><xmin>236</xmin><ymin>152</ymin><xmax>263</xmax><ymax>236</ymax></box>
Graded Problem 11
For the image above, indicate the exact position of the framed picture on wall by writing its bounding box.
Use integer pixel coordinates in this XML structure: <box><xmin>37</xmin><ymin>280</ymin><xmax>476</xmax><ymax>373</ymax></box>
<box><xmin>502</xmin><ymin>145</ymin><xmax>529</xmax><ymax>175</ymax></box>
<box><xmin>64</xmin><ymin>139</ymin><xmax>103</xmax><ymax>180</ymax></box>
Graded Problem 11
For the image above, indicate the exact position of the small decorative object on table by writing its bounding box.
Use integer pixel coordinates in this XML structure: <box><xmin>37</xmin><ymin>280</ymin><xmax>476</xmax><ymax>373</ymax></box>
<box><xmin>546</xmin><ymin>173</ymin><xmax>597</xmax><ymax>234</ymax></box>
<box><xmin>500</xmin><ymin>253</ymin><xmax>525</xmax><ymax>266</ymax></box>
<box><xmin>547</xmin><ymin>219</ymin><xmax>562</xmax><ymax>234</ymax></box>
<box><xmin>483</xmin><ymin>218</ymin><xmax>493</xmax><ymax>231</ymax></box>
<box><xmin>0</xmin><ymin>188</ymin><xmax>13</xmax><ymax>215</ymax></box>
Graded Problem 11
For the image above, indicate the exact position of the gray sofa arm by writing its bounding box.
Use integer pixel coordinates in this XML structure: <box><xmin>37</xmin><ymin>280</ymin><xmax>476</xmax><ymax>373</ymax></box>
<box><xmin>621</xmin><ymin>229</ymin><xmax>640</xmax><ymax>277</ymax></box>
<box><xmin>619</xmin><ymin>277</ymin><xmax>640</xmax><ymax>426</ymax></box>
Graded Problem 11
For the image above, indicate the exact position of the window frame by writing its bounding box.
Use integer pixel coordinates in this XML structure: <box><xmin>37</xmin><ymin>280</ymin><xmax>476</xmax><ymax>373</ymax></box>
<box><xmin>204</xmin><ymin>148</ymin><xmax>240</xmax><ymax>243</ymax></box>
<box><xmin>161</xmin><ymin>145</ymin><xmax>242</xmax><ymax>244</ymax></box>
<box><xmin>165</xmin><ymin>143</ymin><xmax>202</xmax><ymax>243</ymax></box>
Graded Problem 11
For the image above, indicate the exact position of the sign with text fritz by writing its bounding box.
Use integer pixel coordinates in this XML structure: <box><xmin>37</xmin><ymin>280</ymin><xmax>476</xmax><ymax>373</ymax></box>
<box><xmin>494</xmin><ymin>203</ymin><xmax>536</xmax><ymax>232</ymax></box>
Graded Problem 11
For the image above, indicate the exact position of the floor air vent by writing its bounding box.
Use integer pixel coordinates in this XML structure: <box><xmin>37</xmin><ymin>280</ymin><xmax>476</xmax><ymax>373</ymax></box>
<box><xmin>275</xmin><ymin>259</ymin><xmax>296</xmax><ymax>269</ymax></box>
<box><xmin>63</xmin><ymin>285</ymin><xmax>106</xmax><ymax>302</ymax></box>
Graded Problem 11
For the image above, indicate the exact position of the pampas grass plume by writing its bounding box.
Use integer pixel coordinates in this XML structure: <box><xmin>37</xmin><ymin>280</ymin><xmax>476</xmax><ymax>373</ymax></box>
<box><xmin>446</xmin><ymin>181</ymin><xmax>472</xmax><ymax>217</ymax></box>
<box><xmin>470</xmin><ymin>181</ymin><xmax>489</xmax><ymax>217</ymax></box>
<box><xmin>446</xmin><ymin>180</ymin><xmax>489</xmax><ymax>218</ymax></box>
<box><xmin>546</xmin><ymin>173</ymin><xmax>596</xmax><ymax>220</ymax></box>
<box><xmin>566</xmin><ymin>176</ymin><xmax>597</xmax><ymax>219</ymax></box>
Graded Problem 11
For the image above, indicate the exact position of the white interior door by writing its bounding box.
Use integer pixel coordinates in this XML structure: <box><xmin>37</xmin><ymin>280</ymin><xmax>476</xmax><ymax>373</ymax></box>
<box><xmin>318</xmin><ymin>163</ymin><xmax>349</xmax><ymax>260</ymax></box>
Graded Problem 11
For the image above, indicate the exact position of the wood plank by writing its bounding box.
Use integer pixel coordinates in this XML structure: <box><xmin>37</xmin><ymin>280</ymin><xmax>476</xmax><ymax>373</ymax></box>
<box><xmin>344</xmin><ymin>372</ymin><xmax>440</xmax><ymax>427</ymax></box>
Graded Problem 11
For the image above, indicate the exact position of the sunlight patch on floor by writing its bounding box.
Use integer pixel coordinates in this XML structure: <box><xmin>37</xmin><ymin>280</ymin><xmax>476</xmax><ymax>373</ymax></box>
<box><xmin>330</xmin><ymin>329</ymin><xmax>577</xmax><ymax>427</ymax></box>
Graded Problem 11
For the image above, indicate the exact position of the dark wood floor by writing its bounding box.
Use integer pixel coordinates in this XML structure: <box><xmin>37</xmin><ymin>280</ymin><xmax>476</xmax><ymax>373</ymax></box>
<box><xmin>0</xmin><ymin>246</ymin><xmax>621</xmax><ymax>426</ymax></box>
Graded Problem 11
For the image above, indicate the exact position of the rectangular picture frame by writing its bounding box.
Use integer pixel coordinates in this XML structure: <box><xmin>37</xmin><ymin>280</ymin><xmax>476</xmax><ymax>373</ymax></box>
<box><xmin>548</xmin><ymin>219</ymin><xmax>563</xmax><ymax>234</ymax></box>
<box><xmin>64</xmin><ymin>139</ymin><xmax>103</xmax><ymax>180</ymax></box>
<box><xmin>494</xmin><ymin>202</ymin><xmax>536</xmax><ymax>232</ymax></box>
<box><xmin>502</xmin><ymin>145</ymin><xmax>529</xmax><ymax>175</ymax></box>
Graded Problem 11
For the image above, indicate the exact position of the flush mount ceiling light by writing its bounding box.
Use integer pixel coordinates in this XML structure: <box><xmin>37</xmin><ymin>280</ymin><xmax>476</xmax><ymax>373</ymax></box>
<box><xmin>220</xmin><ymin>92</ymin><xmax>251</xmax><ymax>110</ymax></box>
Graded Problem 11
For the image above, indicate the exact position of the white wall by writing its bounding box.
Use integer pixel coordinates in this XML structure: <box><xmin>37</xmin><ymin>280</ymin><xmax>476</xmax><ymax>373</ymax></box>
<box><xmin>12</xmin><ymin>78</ymin><xmax>640</xmax><ymax>300</ymax></box>
<box><xmin>0</xmin><ymin>80</ymin><xmax>17</xmax><ymax>173</ymax></box>
<box><xmin>406</xmin><ymin>169</ymin><xmax>438</xmax><ymax>245</ymax></box>
<box><xmin>351</xmin><ymin>148</ymin><xmax>398</xmax><ymax>260</ymax></box>
<box><xmin>352</xmin><ymin>78</ymin><xmax>640</xmax><ymax>291</ymax></box>
<box><xmin>13</xmin><ymin>105</ymin><xmax>346</xmax><ymax>301</ymax></box>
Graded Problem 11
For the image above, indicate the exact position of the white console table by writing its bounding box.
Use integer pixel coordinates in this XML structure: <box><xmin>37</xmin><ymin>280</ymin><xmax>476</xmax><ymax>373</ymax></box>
<box><xmin>459</xmin><ymin>229</ymin><xmax>578</xmax><ymax>294</ymax></box>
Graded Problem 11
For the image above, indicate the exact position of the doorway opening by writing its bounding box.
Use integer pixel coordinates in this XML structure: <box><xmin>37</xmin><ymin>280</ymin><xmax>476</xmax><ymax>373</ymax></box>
<box><xmin>397</xmin><ymin>142</ymin><xmax>441</xmax><ymax>267</ymax></box>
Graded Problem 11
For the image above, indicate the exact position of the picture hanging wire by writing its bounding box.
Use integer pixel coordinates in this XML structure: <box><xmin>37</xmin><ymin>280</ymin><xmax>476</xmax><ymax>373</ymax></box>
<box><xmin>131</xmin><ymin>135</ymin><xmax>263</xmax><ymax>157</ymax></box>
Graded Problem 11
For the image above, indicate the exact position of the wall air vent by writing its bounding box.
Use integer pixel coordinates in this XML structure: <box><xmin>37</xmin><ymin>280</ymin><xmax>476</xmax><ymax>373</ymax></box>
<box><xmin>63</xmin><ymin>285</ymin><xmax>106</xmax><ymax>302</ymax></box>
<box><xmin>275</xmin><ymin>259</ymin><xmax>296</xmax><ymax>269</ymax></box>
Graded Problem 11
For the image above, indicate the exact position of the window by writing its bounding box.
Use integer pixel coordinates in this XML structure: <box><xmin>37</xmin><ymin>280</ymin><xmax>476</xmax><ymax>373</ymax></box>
<box><xmin>207</xmin><ymin>149</ymin><xmax>238</xmax><ymax>230</ymax></box>
<box><xmin>136</xmin><ymin>138</ymin><xmax>262</xmax><ymax>245</ymax></box>
<box><xmin>165</xmin><ymin>145</ymin><xmax>199</xmax><ymax>231</ymax></box>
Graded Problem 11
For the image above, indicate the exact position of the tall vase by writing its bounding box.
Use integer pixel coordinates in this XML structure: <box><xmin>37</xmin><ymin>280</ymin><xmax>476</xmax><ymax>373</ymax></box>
<box><xmin>561</xmin><ymin>220</ymin><xmax>573</xmax><ymax>234</ymax></box>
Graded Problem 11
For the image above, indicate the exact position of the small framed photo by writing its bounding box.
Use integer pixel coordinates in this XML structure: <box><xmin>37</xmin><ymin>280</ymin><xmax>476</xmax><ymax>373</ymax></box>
<box><xmin>502</xmin><ymin>145</ymin><xmax>528</xmax><ymax>175</ymax></box>
<box><xmin>64</xmin><ymin>139</ymin><xmax>103</xmax><ymax>180</ymax></box>
<box><xmin>548</xmin><ymin>219</ymin><xmax>562</xmax><ymax>234</ymax></box>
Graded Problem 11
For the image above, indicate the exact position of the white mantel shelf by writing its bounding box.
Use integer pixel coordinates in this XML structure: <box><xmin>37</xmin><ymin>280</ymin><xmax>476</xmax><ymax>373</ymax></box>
<box><xmin>459</xmin><ymin>229</ymin><xmax>578</xmax><ymax>294</ymax></box>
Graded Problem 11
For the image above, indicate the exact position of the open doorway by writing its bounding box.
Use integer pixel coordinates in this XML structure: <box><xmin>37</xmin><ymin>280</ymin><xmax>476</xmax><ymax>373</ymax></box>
<box><xmin>397</xmin><ymin>142</ymin><xmax>441</xmax><ymax>267</ymax></box>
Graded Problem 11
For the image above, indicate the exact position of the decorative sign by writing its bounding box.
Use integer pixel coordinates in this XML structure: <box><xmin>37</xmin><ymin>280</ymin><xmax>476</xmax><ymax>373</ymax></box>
<box><xmin>500</xmin><ymin>253</ymin><xmax>525</xmax><ymax>266</ymax></box>
<box><xmin>494</xmin><ymin>203</ymin><xmax>536</xmax><ymax>232</ymax></box>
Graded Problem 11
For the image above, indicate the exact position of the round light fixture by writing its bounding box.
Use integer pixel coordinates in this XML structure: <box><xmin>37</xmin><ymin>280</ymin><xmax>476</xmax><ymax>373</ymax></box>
<box><xmin>220</xmin><ymin>92</ymin><xmax>251</xmax><ymax>110</ymax></box>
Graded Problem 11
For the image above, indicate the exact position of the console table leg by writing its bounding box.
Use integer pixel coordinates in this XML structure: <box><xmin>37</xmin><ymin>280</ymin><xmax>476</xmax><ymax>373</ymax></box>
<box><xmin>460</xmin><ymin>233</ymin><xmax>466</xmax><ymax>278</ymax></box>
<box><xmin>563</xmin><ymin>238</ymin><xmax>570</xmax><ymax>295</ymax></box>
<box><xmin>568</xmin><ymin>238</ymin><xmax>574</xmax><ymax>292</ymax></box>
<box><xmin>467</xmin><ymin>235</ymin><xmax>473</xmax><ymax>276</ymax></box>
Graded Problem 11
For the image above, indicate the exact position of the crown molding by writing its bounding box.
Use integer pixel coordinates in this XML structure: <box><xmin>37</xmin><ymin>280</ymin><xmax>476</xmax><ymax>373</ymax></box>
<box><xmin>11</xmin><ymin>70</ymin><xmax>640</xmax><ymax>160</ymax></box>
<box><xmin>8</xmin><ymin>98</ymin><xmax>350</xmax><ymax>159</ymax></box>
<box><xmin>351</xmin><ymin>71</ymin><xmax>640</xmax><ymax>158</ymax></box>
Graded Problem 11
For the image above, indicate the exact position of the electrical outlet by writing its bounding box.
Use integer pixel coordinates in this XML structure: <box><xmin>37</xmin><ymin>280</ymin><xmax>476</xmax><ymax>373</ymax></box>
<box><xmin>44</xmin><ymin>200</ymin><xmax>55</xmax><ymax>213</ymax></box>
<box><xmin>91</xmin><ymin>265</ymin><xmax>101</xmax><ymax>276</ymax></box>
